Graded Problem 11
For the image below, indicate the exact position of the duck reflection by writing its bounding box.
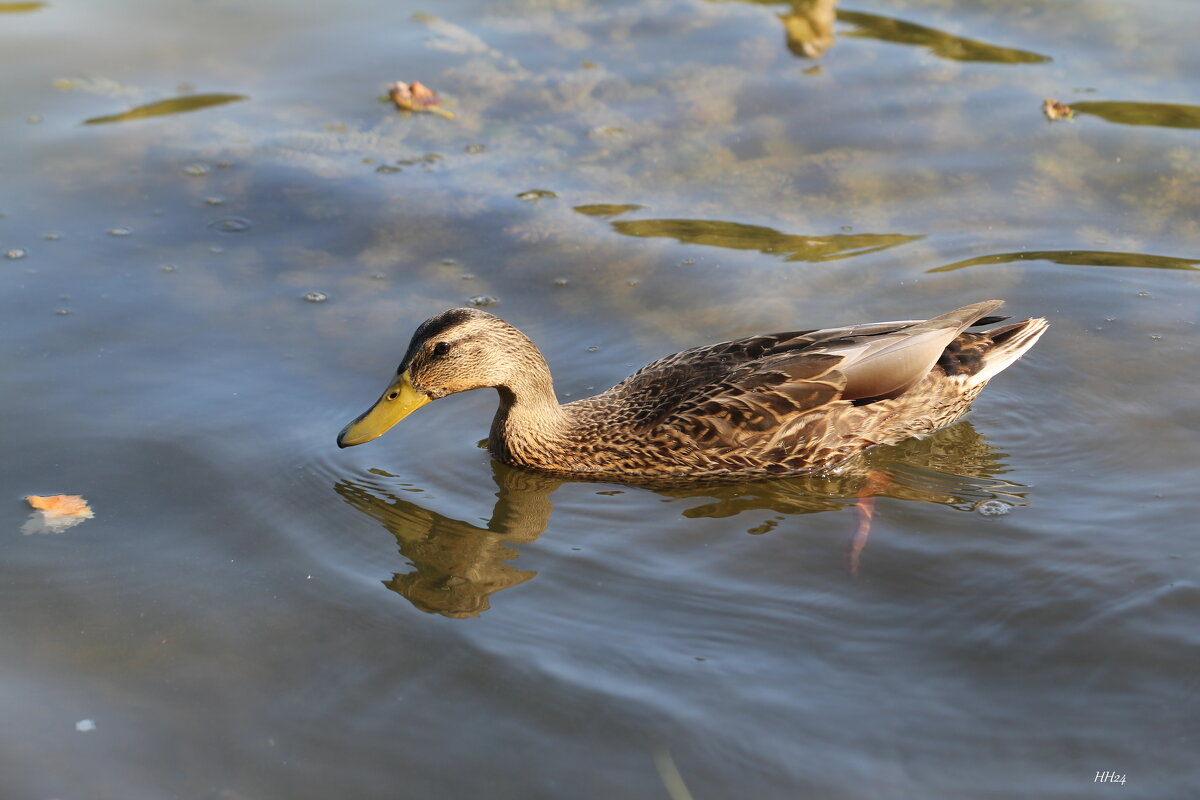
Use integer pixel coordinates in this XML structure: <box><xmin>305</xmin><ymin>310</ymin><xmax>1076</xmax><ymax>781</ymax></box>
<box><xmin>334</xmin><ymin>462</ymin><xmax>561</xmax><ymax>618</ymax></box>
<box><xmin>336</xmin><ymin>421</ymin><xmax>1025</xmax><ymax>617</ymax></box>
<box><xmin>657</xmin><ymin>419</ymin><xmax>1023</xmax><ymax>519</ymax></box>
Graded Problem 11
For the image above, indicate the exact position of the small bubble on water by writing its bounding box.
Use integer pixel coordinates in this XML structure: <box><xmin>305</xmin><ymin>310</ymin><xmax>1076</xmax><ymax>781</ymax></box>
<box><xmin>1137</xmin><ymin>291</ymin><xmax>1149</xmax><ymax>297</ymax></box>
<box><xmin>587</xmin><ymin>125</ymin><xmax>625</xmax><ymax>138</ymax></box>
<box><xmin>626</xmin><ymin>278</ymin><xmax>641</xmax><ymax>287</ymax></box>
<box><xmin>161</xmin><ymin>264</ymin><xmax>177</xmax><ymax>273</ymax></box>
<box><xmin>516</xmin><ymin>189</ymin><xmax>557</xmax><ymax>202</ymax></box>
<box><xmin>304</xmin><ymin>291</ymin><xmax>328</xmax><ymax>303</ymax></box>
<box><xmin>75</xmin><ymin>719</ymin><xmax>96</xmax><ymax>733</ymax></box>
<box><xmin>1149</xmin><ymin>334</ymin><xmax>1162</xmax><ymax>341</ymax></box>
<box><xmin>441</xmin><ymin>258</ymin><xmax>457</xmax><ymax>267</ymax></box>
<box><xmin>181</xmin><ymin>163</ymin><xmax>210</xmax><ymax>177</ymax></box>
<box><xmin>460</xmin><ymin>273</ymin><xmax>475</xmax><ymax>281</ymax></box>
<box><xmin>553</xmin><ymin>277</ymin><xmax>569</xmax><ymax>286</ymax></box>
<box><xmin>208</xmin><ymin>216</ymin><xmax>252</xmax><ymax>233</ymax></box>
<box><xmin>204</xmin><ymin>196</ymin><xmax>225</xmax><ymax>206</ymax></box>
<box><xmin>468</xmin><ymin>295</ymin><xmax>497</xmax><ymax>308</ymax></box>
<box><xmin>586</xmin><ymin>346</ymin><xmax>599</xmax><ymax>352</ymax></box>
<box><xmin>5</xmin><ymin>248</ymin><xmax>27</xmax><ymax>260</ymax></box>
<box><xmin>56</xmin><ymin>308</ymin><xmax>70</xmax><ymax>316</ymax></box>
<box><xmin>370</xmin><ymin>272</ymin><xmax>386</xmax><ymax>280</ymax></box>
<box><xmin>43</xmin><ymin>232</ymin><xmax>62</xmax><ymax>241</ymax></box>
<box><xmin>216</xmin><ymin>160</ymin><xmax>232</xmax><ymax>169</ymax></box>
<box><xmin>841</xmin><ymin>225</ymin><xmax>853</xmax><ymax>232</ymax></box>
<box><xmin>976</xmin><ymin>500</ymin><xmax>1010</xmax><ymax>517</ymax></box>
<box><xmin>681</xmin><ymin>258</ymin><xmax>694</xmax><ymax>265</ymax></box>
<box><xmin>108</xmin><ymin>227</ymin><xmax>132</xmax><ymax>237</ymax></box>
<box><xmin>465</xmin><ymin>144</ymin><xmax>486</xmax><ymax>154</ymax></box>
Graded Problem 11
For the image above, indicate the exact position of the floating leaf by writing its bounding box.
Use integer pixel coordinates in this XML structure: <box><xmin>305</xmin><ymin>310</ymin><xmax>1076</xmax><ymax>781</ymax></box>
<box><xmin>23</xmin><ymin>494</ymin><xmax>94</xmax><ymax>535</ymax></box>
<box><xmin>387</xmin><ymin>81</ymin><xmax>455</xmax><ymax>119</ymax></box>
<box><xmin>780</xmin><ymin>0</ymin><xmax>836</xmax><ymax>59</ymax></box>
<box><xmin>27</xmin><ymin>494</ymin><xmax>92</xmax><ymax>516</ymax></box>
<box><xmin>83</xmin><ymin>93</ymin><xmax>247</xmax><ymax>125</ymax></box>
<box><xmin>1042</xmin><ymin>98</ymin><xmax>1074</xmax><ymax>121</ymax></box>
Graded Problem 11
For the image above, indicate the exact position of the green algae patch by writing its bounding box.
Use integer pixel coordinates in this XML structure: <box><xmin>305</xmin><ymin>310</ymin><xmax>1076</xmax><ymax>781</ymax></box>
<box><xmin>838</xmin><ymin>9</ymin><xmax>1051</xmax><ymax>64</ymax></box>
<box><xmin>573</xmin><ymin>204</ymin><xmax>644</xmax><ymax>219</ymax></box>
<box><xmin>609</xmin><ymin>218</ymin><xmax>923</xmax><ymax>262</ymax></box>
<box><xmin>1072</xmin><ymin>101</ymin><xmax>1200</xmax><ymax>129</ymax></box>
<box><xmin>930</xmin><ymin>250</ymin><xmax>1200</xmax><ymax>273</ymax></box>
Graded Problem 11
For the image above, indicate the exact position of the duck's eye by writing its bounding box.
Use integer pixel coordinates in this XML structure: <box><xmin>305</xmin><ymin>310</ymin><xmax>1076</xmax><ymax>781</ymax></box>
<box><xmin>432</xmin><ymin>340</ymin><xmax>451</xmax><ymax>357</ymax></box>
<box><xmin>387</xmin><ymin>390</ymin><xmax>400</xmax><ymax>400</ymax></box>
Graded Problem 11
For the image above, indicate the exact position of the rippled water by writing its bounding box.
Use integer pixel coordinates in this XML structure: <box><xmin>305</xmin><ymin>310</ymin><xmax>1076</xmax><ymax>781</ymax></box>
<box><xmin>3</xmin><ymin>0</ymin><xmax>1198</xmax><ymax>797</ymax></box>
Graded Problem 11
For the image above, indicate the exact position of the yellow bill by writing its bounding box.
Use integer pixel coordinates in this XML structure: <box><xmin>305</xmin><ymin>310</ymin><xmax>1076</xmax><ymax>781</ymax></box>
<box><xmin>337</xmin><ymin>370</ymin><xmax>431</xmax><ymax>448</ymax></box>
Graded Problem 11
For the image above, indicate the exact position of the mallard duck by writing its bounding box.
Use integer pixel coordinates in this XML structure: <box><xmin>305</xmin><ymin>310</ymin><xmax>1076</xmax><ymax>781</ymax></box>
<box><xmin>338</xmin><ymin>300</ymin><xmax>1047</xmax><ymax>482</ymax></box>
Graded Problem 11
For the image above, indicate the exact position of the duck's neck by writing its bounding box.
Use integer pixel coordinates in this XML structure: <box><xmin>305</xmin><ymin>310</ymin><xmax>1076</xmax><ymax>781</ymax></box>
<box><xmin>488</xmin><ymin>352</ymin><xmax>572</xmax><ymax>468</ymax></box>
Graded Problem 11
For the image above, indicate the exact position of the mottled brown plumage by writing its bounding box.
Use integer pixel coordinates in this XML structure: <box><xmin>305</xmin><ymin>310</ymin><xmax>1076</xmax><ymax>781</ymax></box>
<box><xmin>338</xmin><ymin>301</ymin><xmax>1048</xmax><ymax>483</ymax></box>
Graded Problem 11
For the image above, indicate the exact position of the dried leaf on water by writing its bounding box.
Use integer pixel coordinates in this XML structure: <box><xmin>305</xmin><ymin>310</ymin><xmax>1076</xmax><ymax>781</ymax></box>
<box><xmin>27</xmin><ymin>494</ymin><xmax>92</xmax><ymax>516</ymax></box>
<box><xmin>387</xmin><ymin>81</ymin><xmax>455</xmax><ymax>119</ymax></box>
<box><xmin>22</xmin><ymin>494</ymin><xmax>94</xmax><ymax>535</ymax></box>
<box><xmin>1042</xmin><ymin>98</ymin><xmax>1075</xmax><ymax>121</ymax></box>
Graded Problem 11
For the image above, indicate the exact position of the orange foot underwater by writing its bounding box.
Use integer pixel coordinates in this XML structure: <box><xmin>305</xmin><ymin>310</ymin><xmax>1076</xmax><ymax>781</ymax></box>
<box><xmin>846</xmin><ymin>471</ymin><xmax>892</xmax><ymax>576</ymax></box>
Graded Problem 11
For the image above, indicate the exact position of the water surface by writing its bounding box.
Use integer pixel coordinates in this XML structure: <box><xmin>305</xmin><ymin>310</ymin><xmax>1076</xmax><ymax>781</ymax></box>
<box><xmin>2</xmin><ymin>0</ymin><xmax>1198</xmax><ymax>797</ymax></box>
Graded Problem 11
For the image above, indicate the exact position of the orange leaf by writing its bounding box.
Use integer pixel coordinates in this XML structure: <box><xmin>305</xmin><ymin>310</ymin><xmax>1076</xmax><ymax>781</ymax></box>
<box><xmin>26</xmin><ymin>494</ymin><xmax>92</xmax><ymax>517</ymax></box>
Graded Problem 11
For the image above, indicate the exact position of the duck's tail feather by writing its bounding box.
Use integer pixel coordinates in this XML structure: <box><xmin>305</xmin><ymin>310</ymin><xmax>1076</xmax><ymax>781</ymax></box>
<box><xmin>970</xmin><ymin>317</ymin><xmax>1049</xmax><ymax>385</ymax></box>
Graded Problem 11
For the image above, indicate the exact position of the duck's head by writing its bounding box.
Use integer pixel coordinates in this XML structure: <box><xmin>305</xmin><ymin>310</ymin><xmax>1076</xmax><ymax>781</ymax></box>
<box><xmin>337</xmin><ymin>307</ymin><xmax>538</xmax><ymax>448</ymax></box>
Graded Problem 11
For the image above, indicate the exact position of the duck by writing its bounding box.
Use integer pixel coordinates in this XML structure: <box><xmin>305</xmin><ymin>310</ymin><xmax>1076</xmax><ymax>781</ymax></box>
<box><xmin>338</xmin><ymin>300</ymin><xmax>1047</xmax><ymax>482</ymax></box>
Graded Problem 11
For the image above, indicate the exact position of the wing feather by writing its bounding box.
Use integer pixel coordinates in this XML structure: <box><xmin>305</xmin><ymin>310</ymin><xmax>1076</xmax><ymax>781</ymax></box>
<box><xmin>590</xmin><ymin>301</ymin><xmax>1004</xmax><ymax>452</ymax></box>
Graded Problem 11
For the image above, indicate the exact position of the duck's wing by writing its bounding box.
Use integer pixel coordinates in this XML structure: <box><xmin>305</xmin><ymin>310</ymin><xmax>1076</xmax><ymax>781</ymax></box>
<box><xmin>608</xmin><ymin>301</ymin><xmax>1006</xmax><ymax>447</ymax></box>
<box><xmin>795</xmin><ymin>299</ymin><xmax>1005</xmax><ymax>401</ymax></box>
<box><xmin>597</xmin><ymin>330</ymin><xmax>820</xmax><ymax>429</ymax></box>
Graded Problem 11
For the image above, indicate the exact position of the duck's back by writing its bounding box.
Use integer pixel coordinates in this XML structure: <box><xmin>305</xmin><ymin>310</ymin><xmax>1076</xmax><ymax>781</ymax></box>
<box><xmin>549</xmin><ymin>302</ymin><xmax>1047</xmax><ymax>480</ymax></box>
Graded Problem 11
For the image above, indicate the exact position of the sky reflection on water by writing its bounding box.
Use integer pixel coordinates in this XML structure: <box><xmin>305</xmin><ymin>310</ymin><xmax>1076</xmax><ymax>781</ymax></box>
<box><xmin>2</xmin><ymin>0</ymin><xmax>1199</xmax><ymax>797</ymax></box>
